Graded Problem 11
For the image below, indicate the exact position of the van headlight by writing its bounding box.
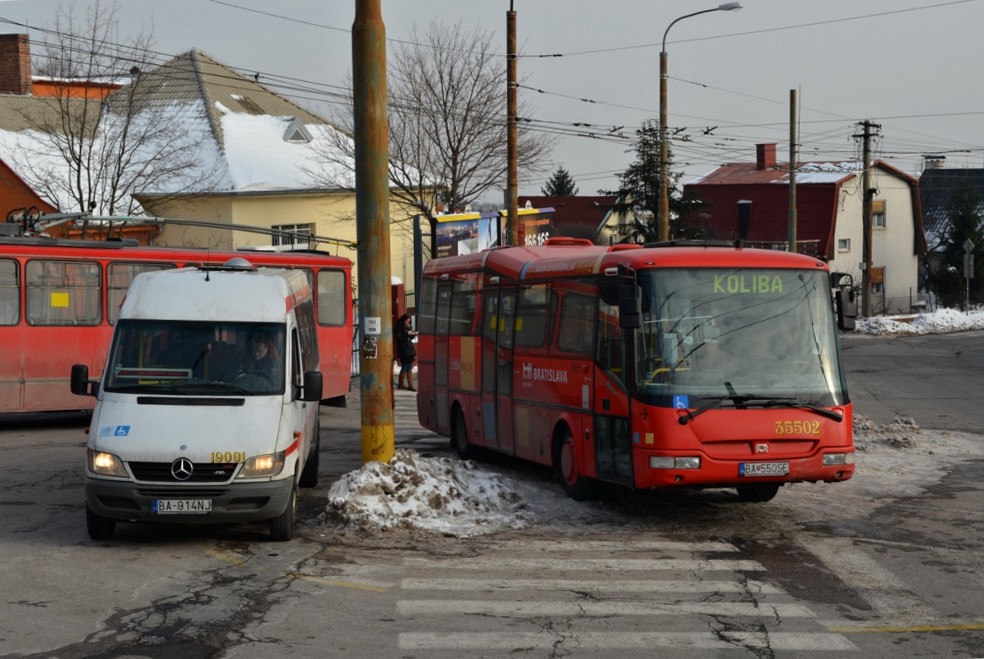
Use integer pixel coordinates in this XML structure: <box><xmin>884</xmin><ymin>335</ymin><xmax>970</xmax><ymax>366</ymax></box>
<box><xmin>238</xmin><ymin>452</ymin><xmax>285</xmax><ymax>478</ymax></box>
<box><xmin>88</xmin><ymin>449</ymin><xmax>127</xmax><ymax>477</ymax></box>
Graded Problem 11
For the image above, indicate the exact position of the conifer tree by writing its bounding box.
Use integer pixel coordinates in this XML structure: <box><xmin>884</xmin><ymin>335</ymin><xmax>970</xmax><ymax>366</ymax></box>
<box><xmin>541</xmin><ymin>167</ymin><xmax>579</xmax><ymax>196</ymax></box>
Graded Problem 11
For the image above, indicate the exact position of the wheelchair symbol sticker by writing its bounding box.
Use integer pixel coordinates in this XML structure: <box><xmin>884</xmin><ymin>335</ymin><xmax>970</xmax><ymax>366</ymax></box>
<box><xmin>673</xmin><ymin>395</ymin><xmax>689</xmax><ymax>409</ymax></box>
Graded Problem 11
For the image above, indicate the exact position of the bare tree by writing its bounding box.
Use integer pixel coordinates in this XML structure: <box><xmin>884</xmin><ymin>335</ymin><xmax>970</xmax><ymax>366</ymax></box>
<box><xmin>11</xmin><ymin>0</ymin><xmax>221</xmax><ymax>216</ymax></box>
<box><xmin>313</xmin><ymin>20</ymin><xmax>555</xmax><ymax>222</ymax></box>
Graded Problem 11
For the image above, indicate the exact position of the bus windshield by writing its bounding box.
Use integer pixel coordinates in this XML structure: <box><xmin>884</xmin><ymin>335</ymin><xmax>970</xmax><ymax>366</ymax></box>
<box><xmin>103</xmin><ymin>320</ymin><xmax>286</xmax><ymax>396</ymax></box>
<box><xmin>633</xmin><ymin>268</ymin><xmax>847</xmax><ymax>408</ymax></box>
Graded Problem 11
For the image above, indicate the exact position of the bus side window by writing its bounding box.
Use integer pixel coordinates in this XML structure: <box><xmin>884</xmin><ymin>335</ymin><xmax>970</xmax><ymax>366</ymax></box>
<box><xmin>597</xmin><ymin>300</ymin><xmax>624</xmax><ymax>379</ymax></box>
<box><xmin>0</xmin><ymin>259</ymin><xmax>18</xmax><ymax>325</ymax></box>
<box><xmin>515</xmin><ymin>284</ymin><xmax>552</xmax><ymax>347</ymax></box>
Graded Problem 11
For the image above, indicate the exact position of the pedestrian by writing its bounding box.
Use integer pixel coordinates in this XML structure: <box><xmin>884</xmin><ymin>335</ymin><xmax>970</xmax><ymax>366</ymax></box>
<box><xmin>395</xmin><ymin>313</ymin><xmax>417</xmax><ymax>391</ymax></box>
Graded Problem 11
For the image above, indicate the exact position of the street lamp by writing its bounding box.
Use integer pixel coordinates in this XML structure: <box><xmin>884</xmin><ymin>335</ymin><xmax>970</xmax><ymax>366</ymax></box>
<box><xmin>658</xmin><ymin>2</ymin><xmax>742</xmax><ymax>242</ymax></box>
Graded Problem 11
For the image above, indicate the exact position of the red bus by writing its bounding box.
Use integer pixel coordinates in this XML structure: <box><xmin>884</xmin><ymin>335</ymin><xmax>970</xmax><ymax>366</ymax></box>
<box><xmin>416</xmin><ymin>237</ymin><xmax>857</xmax><ymax>502</ymax></box>
<box><xmin>0</xmin><ymin>236</ymin><xmax>352</xmax><ymax>414</ymax></box>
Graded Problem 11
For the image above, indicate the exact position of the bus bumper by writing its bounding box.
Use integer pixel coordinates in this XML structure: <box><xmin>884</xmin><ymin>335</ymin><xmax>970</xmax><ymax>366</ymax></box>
<box><xmin>632</xmin><ymin>450</ymin><xmax>855</xmax><ymax>489</ymax></box>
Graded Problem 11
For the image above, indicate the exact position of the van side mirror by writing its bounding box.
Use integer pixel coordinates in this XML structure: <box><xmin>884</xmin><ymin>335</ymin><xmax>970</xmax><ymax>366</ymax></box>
<box><xmin>70</xmin><ymin>364</ymin><xmax>98</xmax><ymax>397</ymax></box>
<box><xmin>301</xmin><ymin>370</ymin><xmax>323</xmax><ymax>402</ymax></box>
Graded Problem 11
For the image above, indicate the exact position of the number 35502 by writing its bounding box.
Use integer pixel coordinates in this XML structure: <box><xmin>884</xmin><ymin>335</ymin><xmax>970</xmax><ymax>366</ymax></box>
<box><xmin>774</xmin><ymin>420</ymin><xmax>821</xmax><ymax>435</ymax></box>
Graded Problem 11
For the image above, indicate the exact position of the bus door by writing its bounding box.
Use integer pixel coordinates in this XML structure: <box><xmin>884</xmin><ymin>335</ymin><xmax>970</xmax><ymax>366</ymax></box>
<box><xmin>480</xmin><ymin>286</ymin><xmax>516</xmax><ymax>454</ymax></box>
<box><xmin>433</xmin><ymin>282</ymin><xmax>453</xmax><ymax>436</ymax></box>
<box><xmin>593</xmin><ymin>289</ymin><xmax>634</xmax><ymax>485</ymax></box>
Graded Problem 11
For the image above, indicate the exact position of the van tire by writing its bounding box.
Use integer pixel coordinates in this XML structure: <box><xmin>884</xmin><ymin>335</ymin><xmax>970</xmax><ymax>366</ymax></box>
<box><xmin>86</xmin><ymin>505</ymin><xmax>116</xmax><ymax>540</ymax></box>
<box><xmin>270</xmin><ymin>482</ymin><xmax>297</xmax><ymax>541</ymax></box>
<box><xmin>299</xmin><ymin>420</ymin><xmax>320</xmax><ymax>488</ymax></box>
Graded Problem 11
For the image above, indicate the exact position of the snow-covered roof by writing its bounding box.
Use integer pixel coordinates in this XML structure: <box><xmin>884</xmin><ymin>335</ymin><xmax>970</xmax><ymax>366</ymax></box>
<box><xmin>0</xmin><ymin>48</ymin><xmax>355</xmax><ymax>211</ymax></box>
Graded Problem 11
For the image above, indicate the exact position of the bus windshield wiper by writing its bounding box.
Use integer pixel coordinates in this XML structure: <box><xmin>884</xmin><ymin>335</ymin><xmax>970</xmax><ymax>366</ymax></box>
<box><xmin>678</xmin><ymin>393</ymin><xmax>843</xmax><ymax>425</ymax></box>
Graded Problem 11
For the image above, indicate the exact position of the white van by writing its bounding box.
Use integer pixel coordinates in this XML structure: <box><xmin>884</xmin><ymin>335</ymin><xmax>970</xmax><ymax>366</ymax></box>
<box><xmin>71</xmin><ymin>258</ymin><xmax>323</xmax><ymax>541</ymax></box>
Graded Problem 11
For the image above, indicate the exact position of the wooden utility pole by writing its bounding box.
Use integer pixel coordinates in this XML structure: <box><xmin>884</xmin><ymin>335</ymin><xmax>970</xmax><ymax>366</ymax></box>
<box><xmin>856</xmin><ymin>120</ymin><xmax>880</xmax><ymax>317</ymax></box>
<box><xmin>506</xmin><ymin>2</ymin><xmax>518</xmax><ymax>245</ymax></box>
<box><xmin>353</xmin><ymin>0</ymin><xmax>394</xmax><ymax>464</ymax></box>
<box><xmin>787</xmin><ymin>88</ymin><xmax>797</xmax><ymax>253</ymax></box>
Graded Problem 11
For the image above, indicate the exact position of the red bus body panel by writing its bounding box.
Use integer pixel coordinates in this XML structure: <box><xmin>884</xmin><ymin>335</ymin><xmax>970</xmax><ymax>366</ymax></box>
<box><xmin>0</xmin><ymin>239</ymin><xmax>352</xmax><ymax>413</ymax></box>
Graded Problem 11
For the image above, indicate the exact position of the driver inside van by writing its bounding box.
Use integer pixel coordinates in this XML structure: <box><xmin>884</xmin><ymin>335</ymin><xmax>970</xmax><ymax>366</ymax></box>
<box><xmin>234</xmin><ymin>330</ymin><xmax>279</xmax><ymax>381</ymax></box>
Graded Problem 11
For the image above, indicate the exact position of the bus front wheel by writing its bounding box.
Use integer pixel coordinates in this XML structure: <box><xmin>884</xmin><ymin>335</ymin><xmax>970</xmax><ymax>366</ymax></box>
<box><xmin>555</xmin><ymin>430</ymin><xmax>598</xmax><ymax>501</ymax></box>
<box><xmin>451</xmin><ymin>408</ymin><xmax>474</xmax><ymax>460</ymax></box>
<box><xmin>736</xmin><ymin>483</ymin><xmax>780</xmax><ymax>502</ymax></box>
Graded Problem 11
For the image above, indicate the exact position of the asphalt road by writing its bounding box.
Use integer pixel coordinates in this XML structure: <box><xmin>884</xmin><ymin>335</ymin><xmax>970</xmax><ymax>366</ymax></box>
<box><xmin>840</xmin><ymin>329</ymin><xmax>984</xmax><ymax>432</ymax></box>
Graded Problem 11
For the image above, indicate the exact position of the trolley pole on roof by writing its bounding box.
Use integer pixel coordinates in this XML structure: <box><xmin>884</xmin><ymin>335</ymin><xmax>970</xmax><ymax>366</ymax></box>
<box><xmin>353</xmin><ymin>0</ymin><xmax>395</xmax><ymax>465</ymax></box>
<box><xmin>506</xmin><ymin>2</ymin><xmax>519</xmax><ymax>245</ymax></box>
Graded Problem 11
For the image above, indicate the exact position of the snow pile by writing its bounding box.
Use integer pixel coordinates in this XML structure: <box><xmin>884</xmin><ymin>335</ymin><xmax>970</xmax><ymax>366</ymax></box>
<box><xmin>323</xmin><ymin>448</ymin><xmax>531</xmax><ymax>537</ymax></box>
<box><xmin>855</xmin><ymin>307</ymin><xmax>984</xmax><ymax>335</ymax></box>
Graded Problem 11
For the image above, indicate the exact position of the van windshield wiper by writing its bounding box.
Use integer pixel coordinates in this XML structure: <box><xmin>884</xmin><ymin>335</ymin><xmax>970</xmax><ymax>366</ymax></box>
<box><xmin>678</xmin><ymin>392</ymin><xmax>843</xmax><ymax>425</ymax></box>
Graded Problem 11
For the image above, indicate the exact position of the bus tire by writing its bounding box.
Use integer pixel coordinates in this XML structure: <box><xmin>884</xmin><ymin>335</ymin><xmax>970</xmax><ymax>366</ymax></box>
<box><xmin>736</xmin><ymin>483</ymin><xmax>780</xmax><ymax>502</ymax></box>
<box><xmin>86</xmin><ymin>505</ymin><xmax>116</xmax><ymax>541</ymax></box>
<box><xmin>270</xmin><ymin>482</ymin><xmax>297</xmax><ymax>541</ymax></box>
<box><xmin>555</xmin><ymin>428</ymin><xmax>599</xmax><ymax>501</ymax></box>
<box><xmin>451</xmin><ymin>407</ymin><xmax>474</xmax><ymax>460</ymax></box>
<box><xmin>299</xmin><ymin>420</ymin><xmax>320</xmax><ymax>488</ymax></box>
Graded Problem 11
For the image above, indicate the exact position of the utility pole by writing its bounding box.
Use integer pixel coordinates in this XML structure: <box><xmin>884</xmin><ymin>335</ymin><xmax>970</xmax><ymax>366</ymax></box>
<box><xmin>506</xmin><ymin>2</ymin><xmax>519</xmax><ymax>245</ymax></box>
<box><xmin>855</xmin><ymin>120</ymin><xmax>881</xmax><ymax>317</ymax></box>
<box><xmin>353</xmin><ymin>0</ymin><xmax>395</xmax><ymax>464</ymax></box>
<box><xmin>787</xmin><ymin>88</ymin><xmax>797</xmax><ymax>253</ymax></box>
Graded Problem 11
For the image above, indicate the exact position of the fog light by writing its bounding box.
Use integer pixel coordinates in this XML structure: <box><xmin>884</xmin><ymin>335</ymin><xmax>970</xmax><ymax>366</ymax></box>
<box><xmin>650</xmin><ymin>456</ymin><xmax>701</xmax><ymax>469</ymax></box>
<box><xmin>823</xmin><ymin>452</ymin><xmax>855</xmax><ymax>466</ymax></box>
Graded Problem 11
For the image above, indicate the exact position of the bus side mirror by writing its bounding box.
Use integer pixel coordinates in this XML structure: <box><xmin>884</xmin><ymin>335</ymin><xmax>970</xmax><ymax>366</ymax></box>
<box><xmin>70</xmin><ymin>364</ymin><xmax>98</xmax><ymax>397</ymax></box>
<box><xmin>835</xmin><ymin>288</ymin><xmax>857</xmax><ymax>331</ymax></box>
<box><xmin>301</xmin><ymin>370</ymin><xmax>323</xmax><ymax>402</ymax></box>
<box><xmin>618</xmin><ymin>286</ymin><xmax>641</xmax><ymax>330</ymax></box>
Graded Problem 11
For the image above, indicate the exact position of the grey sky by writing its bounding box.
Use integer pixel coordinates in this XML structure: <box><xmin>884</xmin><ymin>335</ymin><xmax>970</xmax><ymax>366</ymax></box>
<box><xmin>1</xmin><ymin>0</ymin><xmax>982</xmax><ymax>198</ymax></box>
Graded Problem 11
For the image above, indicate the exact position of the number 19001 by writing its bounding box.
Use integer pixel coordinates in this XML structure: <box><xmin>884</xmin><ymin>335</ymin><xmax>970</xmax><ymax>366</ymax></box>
<box><xmin>774</xmin><ymin>420</ymin><xmax>821</xmax><ymax>435</ymax></box>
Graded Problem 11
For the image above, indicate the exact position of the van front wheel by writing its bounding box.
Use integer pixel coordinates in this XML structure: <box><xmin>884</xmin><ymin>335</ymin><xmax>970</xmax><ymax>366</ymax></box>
<box><xmin>270</xmin><ymin>483</ymin><xmax>297</xmax><ymax>541</ymax></box>
<box><xmin>86</xmin><ymin>505</ymin><xmax>116</xmax><ymax>541</ymax></box>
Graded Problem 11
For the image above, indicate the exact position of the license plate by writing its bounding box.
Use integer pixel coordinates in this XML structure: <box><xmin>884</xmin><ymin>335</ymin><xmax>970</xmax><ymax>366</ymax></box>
<box><xmin>153</xmin><ymin>499</ymin><xmax>212</xmax><ymax>514</ymax></box>
<box><xmin>740</xmin><ymin>461</ymin><xmax>789</xmax><ymax>477</ymax></box>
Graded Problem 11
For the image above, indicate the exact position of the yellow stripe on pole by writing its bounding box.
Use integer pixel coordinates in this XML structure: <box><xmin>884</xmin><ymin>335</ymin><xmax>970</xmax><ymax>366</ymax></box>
<box><xmin>362</xmin><ymin>424</ymin><xmax>395</xmax><ymax>464</ymax></box>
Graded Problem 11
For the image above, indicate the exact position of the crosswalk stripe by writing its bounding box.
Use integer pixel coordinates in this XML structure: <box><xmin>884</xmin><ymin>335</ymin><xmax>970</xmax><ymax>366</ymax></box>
<box><xmin>397</xmin><ymin>599</ymin><xmax>818</xmax><ymax>617</ymax></box>
<box><xmin>399</xmin><ymin>631</ymin><xmax>858</xmax><ymax>651</ymax></box>
<box><xmin>490</xmin><ymin>539</ymin><xmax>740</xmax><ymax>552</ymax></box>
<box><xmin>400</xmin><ymin>577</ymin><xmax>782</xmax><ymax>593</ymax></box>
<box><xmin>403</xmin><ymin>557</ymin><xmax>765</xmax><ymax>571</ymax></box>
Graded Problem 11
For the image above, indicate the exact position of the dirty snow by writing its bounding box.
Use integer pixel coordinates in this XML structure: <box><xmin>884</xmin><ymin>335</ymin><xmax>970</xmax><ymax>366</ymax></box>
<box><xmin>322</xmin><ymin>308</ymin><xmax>984</xmax><ymax>537</ymax></box>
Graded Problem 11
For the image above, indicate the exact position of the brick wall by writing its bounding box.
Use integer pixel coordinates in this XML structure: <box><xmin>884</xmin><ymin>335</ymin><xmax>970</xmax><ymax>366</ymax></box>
<box><xmin>0</xmin><ymin>34</ymin><xmax>32</xmax><ymax>95</ymax></box>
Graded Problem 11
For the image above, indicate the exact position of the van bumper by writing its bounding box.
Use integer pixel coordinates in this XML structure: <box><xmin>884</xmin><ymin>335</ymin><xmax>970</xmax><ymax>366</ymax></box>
<box><xmin>84</xmin><ymin>476</ymin><xmax>293</xmax><ymax>524</ymax></box>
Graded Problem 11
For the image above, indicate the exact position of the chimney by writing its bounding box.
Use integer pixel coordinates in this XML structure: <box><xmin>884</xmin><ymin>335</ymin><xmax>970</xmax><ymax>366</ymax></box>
<box><xmin>756</xmin><ymin>143</ymin><xmax>776</xmax><ymax>171</ymax></box>
<box><xmin>923</xmin><ymin>155</ymin><xmax>946</xmax><ymax>171</ymax></box>
<box><xmin>0</xmin><ymin>34</ymin><xmax>32</xmax><ymax>95</ymax></box>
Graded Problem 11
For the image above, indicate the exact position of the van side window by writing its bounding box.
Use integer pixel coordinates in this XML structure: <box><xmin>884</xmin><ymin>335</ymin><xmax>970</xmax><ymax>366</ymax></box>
<box><xmin>291</xmin><ymin>328</ymin><xmax>302</xmax><ymax>395</ymax></box>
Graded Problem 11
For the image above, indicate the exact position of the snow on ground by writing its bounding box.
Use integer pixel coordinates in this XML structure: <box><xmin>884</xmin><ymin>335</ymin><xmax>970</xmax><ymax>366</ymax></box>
<box><xmin>322</xmin><ymin>307</ymin><xmax>984</xmax><ymax>537</ymax></box>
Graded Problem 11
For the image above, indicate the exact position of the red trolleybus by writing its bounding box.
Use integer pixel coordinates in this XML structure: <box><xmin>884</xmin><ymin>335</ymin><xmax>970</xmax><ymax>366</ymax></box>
<box><xmin>416</xmin><ymin>238</ymin><xmax>857</xmax><ymax>502</ymax></box>
<box><xmin>0</xmin><ymin>236</ymin><xmax>352</xmax><ymax>414</ymax></box>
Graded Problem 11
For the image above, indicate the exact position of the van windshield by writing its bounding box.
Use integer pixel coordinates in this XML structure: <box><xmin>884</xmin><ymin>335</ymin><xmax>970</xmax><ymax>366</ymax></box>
<box><xmin>103</xmin><ymin>320</ymin><xmax>286</xmax><ymax>396</ymax></box>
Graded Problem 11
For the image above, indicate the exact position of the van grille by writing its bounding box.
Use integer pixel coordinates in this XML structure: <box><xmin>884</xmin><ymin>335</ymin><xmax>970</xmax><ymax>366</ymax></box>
<box><xmin>128</xmin><ymin>461</ymin><xmax>237</xmax><ymax>483</ymax></box>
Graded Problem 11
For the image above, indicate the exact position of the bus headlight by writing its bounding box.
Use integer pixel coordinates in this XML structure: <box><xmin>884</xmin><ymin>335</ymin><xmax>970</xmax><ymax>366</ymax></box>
<box><xmin>87</xmin><ymin>449</ymin><xmax>127</xmax><ymax>477</ymax></box>
<box><xmin>822</xmin><ymin>452</ymin><xmax>855</xmax><ymax>466</ymax></box>
<box><xmin>238</xmin><ymin>452</ymin><xmax>285</xmax><ymax>478</ymax></box>
<box><xmin>650</xmin><ymin>456</ymin><xmax>701</xmax><ymax>470</ymax></box>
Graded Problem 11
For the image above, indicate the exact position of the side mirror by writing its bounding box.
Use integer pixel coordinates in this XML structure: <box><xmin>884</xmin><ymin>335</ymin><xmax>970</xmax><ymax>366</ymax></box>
<box><xmin>301</xmin><ymin>370</ymin><xmax>323</xmax><ymax>402</ymax></box>
<box><xmin>617</xmin><ymin>285</ymin><xmax>641</xmax><ymax>330</ymax></box>
<box><xmin>70</xmin><ymin>364</ymin><xmax>98</xmax><ymax>397</ymax></box>
<box><xmin>835</xmin><ymin>288</ymin><xmax>857</xmax><ymax>331</ymax></box>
